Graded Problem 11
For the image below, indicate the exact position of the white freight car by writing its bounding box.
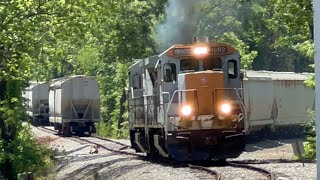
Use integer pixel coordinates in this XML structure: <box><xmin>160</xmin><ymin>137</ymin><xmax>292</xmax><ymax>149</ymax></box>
<box><xmin>49</xmin><ymin>75</ymin><xmax>100</xmax><ymax>136</ymax></box>
<box><xmin>242</xmin><ymin>71</ymin><xmax>315</xmax><ymax>136</ymax></box>
<box><xmin>22</xmin><ymin>82</ymin><xmax>49</xmax><ymax>124</ymax></box>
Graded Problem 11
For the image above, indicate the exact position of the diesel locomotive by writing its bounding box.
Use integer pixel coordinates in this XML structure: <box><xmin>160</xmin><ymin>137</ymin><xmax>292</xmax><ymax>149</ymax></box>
<box><xmin>128</xmin><ymin>42</ymin><xmax>246</xmax><ymax>161</ymax></box>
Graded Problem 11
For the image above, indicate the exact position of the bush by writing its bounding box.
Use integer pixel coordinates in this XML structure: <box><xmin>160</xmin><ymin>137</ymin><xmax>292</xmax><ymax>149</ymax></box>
<box><xmin>0</xmin><ymin>96</ymin><xmax>55</xmax><ymax>178</ymax></box>
<box><xmin>7</xmin><ymin>124</ymin><xmax>55</xmax><ymax>178</ymax></box>
<box><xmin>303</xmin><ymin>110</ymin><xmax>316</xmax><ymax>159</ymax></box>
<box><xmin>96</xmin><ymin>120</ymin><xmax>129</xmax><ymax>139</ymax></box>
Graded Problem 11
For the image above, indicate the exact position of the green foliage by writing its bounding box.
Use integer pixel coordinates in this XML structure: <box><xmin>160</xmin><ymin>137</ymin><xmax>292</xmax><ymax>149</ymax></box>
<box><xmin>0</xmin><ymin>0</ymin><xmax>99</xmax><ymax>178</ymax></box>
<box><xmin>96</xmin><ymin>63</ymin><xmax>130</xmax><ymax>138</ymax></box>
<box><xmin>0</xmin><ymin>81</ymin><xmax>54</xmax><ymax>178</ymax></box>
<box><xmin>220</xmin><ymin>32</ymin><xmax>258</xmax><ymax>69</ymax></box>
<box><xmin>10</xmin><ymin>125</ymin><xmax>55</xmax><ymax>175</ymax></box>
<box><xmin>303</xmin><ymin>110</ymin><xmax>316</xmax><ymax>159</ymax></box>
<box><xmin>305</xmin><ymin>64</ymin><xmax>315</xmax><ymax>89</ymax></box>
<box><xmin>164</xmin><ymin>0</ymin><xmax>313</xmax><ymax>71</ymax></box>
<box><xmin>67</xmin><ymin>0</ymin><xmax>167</xmax><ymax>139</ymax></box>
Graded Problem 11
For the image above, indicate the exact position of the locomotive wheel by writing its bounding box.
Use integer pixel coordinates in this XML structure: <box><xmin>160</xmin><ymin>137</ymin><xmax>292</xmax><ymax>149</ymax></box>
<box><xmin>75</xmin><ymin>130</ymin><xmax>85</xmax><ymax>136</ymax></box>
<box><xmin>216</xmin><ymin>159</ymin><xmax>227</xmax><ymax>166</ymax></box>
<box><xmin>146</xmin><ymin>150</ymin><xmax>160</xmax><ymax>158</ymax></box>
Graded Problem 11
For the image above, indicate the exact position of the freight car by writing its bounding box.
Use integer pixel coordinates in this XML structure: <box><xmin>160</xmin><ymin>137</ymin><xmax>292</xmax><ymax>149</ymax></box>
<box><xmin>128</xmin><ymin>43</ymin><xmax>246</xmax><ymax>161</ymax></box>
<box><xmin>242</xmin><ymin>71</ymin><xmax>315</xmax><ymax>137</ymax></box>
<box><xmin>49</xmin><ymin>75</ymin><xmax>100</xmax><ymax>136</ymax></box>
<box><xmin>22</xmin><ymin>82</ymin><xmax>50</xmax><ymax>125</ymax></box>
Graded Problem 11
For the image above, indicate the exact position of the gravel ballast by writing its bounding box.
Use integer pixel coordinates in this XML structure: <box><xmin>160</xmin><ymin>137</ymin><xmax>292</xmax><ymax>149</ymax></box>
<box><xmin>32</xmin><ymin>126</ymin><xmax>316</xmax><ymax>180</ymax></box>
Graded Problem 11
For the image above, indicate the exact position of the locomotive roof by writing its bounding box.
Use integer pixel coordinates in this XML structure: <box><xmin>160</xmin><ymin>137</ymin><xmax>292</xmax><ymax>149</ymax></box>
<box><xmin>244</xmin><ymin>70</ymin><xmax>313</xmax><ymax>81</ymax></box>
<box><xmin>129</xmin><ymin>55</ymin><xmax>159</xmax><ymax>70</ymax></box>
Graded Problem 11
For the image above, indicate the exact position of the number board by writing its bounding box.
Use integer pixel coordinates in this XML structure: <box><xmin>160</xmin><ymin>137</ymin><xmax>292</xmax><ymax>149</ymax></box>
<box><xmin>211</xmin><ymin>46</ymin><xmax>228</xmax><ymax>55</ymax></box>
<box><xmin>173</xmin><ymin>48</ymin><xmax>191</xmax><ymax>56</ymax></box>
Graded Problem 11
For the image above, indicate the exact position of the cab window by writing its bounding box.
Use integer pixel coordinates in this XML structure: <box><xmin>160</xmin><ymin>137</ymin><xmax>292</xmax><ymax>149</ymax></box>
<box><xmin>180</xmin><ymin>59</ymin><xmax>199</xmax><ymax>72</ymax></box>
<box><xmin>163</xmin><ymin>63</ymin><xmax>177</xmax><ymax>82</ymax></box>
<box><xmin>132</xmin><ymin>74</ymin><xmax>142</xmax><ymax>89</ymax></box>
<box><xmin>227</xmin><ymin>60</ymin><xmax>238</xmax><ymax>79</ymax></box>
<box><xmin>203</xmin><ymin>57</ymin><xmax>222</xmax><ymax>70</ymax></box>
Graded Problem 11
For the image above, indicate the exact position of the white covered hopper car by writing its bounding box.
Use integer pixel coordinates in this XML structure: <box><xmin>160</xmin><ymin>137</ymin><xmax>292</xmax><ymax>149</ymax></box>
<box><xmin>22</xmin><ymin>82</ymin><xmax>49</xmax><ymax>125</ymax></box>
<box><xmin>243</xmin><ymin>71</ymin><xmax>315</xmax><ymax>136</ymax></box>
<box><xmin>49</xmin><ymin>75</ymin><xmax>100</xmax><ymax>136</ymax></box>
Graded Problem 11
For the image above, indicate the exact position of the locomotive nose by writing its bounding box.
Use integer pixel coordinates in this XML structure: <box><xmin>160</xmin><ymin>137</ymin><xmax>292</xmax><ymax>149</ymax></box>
<box><xmin>178</xmin><ymin>71</ymin><xmax>224</xmax><ymax>116</ymax></box>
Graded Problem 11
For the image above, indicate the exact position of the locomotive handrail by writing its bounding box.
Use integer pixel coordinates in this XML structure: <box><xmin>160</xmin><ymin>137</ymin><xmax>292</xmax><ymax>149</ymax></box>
<box><xmin>165</xmin><ymin>89</ymin><xmax>198</xmax><ymax>125</ymax></box>
<box><xmin>162</xmin><ymin>92</ymin><xmax>171</xmax><ymax>104</ymax></box>
<box><xmin>164</xmin><ymin>88</ymin><xmax>245</xmax><ymax>127</ymax></box>
<box><xmin>212</xmin><ymin>88</ymin><xmax>245</xmax><ymax>115</ymax></box>
<box><xmin>235</xmin><ymin>89</ymin><xmax>246</xmax><ymax>122</ymax></box>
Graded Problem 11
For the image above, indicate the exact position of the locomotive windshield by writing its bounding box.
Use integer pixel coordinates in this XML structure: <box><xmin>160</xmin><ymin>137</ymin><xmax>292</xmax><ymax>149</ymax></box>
<box><xmin>203</xmin><ymin>57</ymin><xmax>222</xmax><ymax>70</ymax></box>
<box><xmin>180</xmin><ymin>59</ymin><xmax>199</xmax><ymax>72</ymax></box>
<box><xmin>180</xmin><ymin>57</ymin><xmax>222</xmax><ymax>73</ymax></box>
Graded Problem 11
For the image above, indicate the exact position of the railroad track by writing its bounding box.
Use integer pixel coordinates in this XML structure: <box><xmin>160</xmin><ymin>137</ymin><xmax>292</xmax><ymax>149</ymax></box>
<box><xmin>35</xmin><ymin>126</ymin><xmax>222</xmax><ymax>179</ymax></box>
<box><xmin>35</xmin><ymin>126</ymin><xmax>277</xmax><ymax>180</ymax></box>
<box><xmin>229</xmin><ymin>159</ymin><xmax>315</xmax><ymax>164</ymax></box>
<box><xmin>188</xmin><ymin>164</ymin><xmax>222</xmax><ymax>180</ymax></box>
<box><xmin>226</xmin><ymin>161</ymin><xmax>275</xmax><ymax>180</ymax></box>
<box><xmin>69</xmin><ymin>136</ymin><xmax>223</xmax><ymax>179</ymax></box>
<box><xmin>36</xmin><ymin>126</ymin><xmax>58</xmax><ymax>134</ymax></box>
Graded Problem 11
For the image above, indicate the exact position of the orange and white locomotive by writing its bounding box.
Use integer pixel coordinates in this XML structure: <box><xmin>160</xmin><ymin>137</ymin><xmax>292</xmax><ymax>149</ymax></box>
<box><xmin>128</xmin><ymin>42</ymin><xmax>246</xmax><ymax>161</ymax></box>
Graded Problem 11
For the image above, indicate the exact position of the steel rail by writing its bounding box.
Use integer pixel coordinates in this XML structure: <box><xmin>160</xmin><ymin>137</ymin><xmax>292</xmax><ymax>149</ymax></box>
<box><xmin>36</xmin><ymin>126</ymin><xmax>223</xmax><ymax>179</ymax></box>
<box><xmin>227</xmin><ymin>161</ymin><xmax>275</xmax><ymax>180</ymax></box>
<box><xmin>71</xmin><ymin>136</ymin><xmax>223</xmax><ymax>179</ymax></box>
<box><xmin>188</xmin><ymin>164</ymin><xmax>223</xmax><ymax>180</ymax></box>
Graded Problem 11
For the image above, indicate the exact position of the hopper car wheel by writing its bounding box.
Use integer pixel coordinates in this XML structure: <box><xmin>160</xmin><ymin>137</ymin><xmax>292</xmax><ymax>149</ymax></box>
<box><xmin>62</xmin><ymin>127</ymin><xmax>72</xmax><ymax>137</ymax></box>
<box><xmin>33</xmin><ymin>117</ymin><xmax>39</xmax><ymax>126</ymax></box>
<box><xmin>91</xmin><ymin>125</ymin><xmax>96</xmax><ymax>134</ymax></box>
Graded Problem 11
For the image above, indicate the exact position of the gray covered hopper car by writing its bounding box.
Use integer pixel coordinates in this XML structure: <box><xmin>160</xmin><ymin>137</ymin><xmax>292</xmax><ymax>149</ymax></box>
<box><xmin>242</xmin><ymin>71</ymin><xmax>315</xmax><ymax>136</ymax></box>
<box><xmin>22</xmin><ymin>82</ymin><xmax>49</xmax><ymax>124</ymax></box>
<box><xmin>49</xmin><ymin>75</ymin><xmax>100</xmax><ymax>136</ymax></box>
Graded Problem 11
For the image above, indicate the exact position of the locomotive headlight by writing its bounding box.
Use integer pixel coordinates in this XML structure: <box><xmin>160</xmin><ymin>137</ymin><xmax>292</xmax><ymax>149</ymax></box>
<box><xmin>221</xmin><ymin>103</ymin><xmax>231</xmax><ymax>114</ymax></box>
<box><xmin>181</xmin><ymin>105</ymin><xmax>192</xmax><ymax>116</ymax></box>
<box><xmin>193</xmin><ymin>47</ymin><xmax>209</xmax><ymax>55</ymax></box>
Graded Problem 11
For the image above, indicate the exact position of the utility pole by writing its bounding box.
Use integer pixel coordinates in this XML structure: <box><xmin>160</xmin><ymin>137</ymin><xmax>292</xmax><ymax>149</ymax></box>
<box><xmin>314</xmin><ymin>0</ymin><xmax>320</xmax><ymax>179</ymax></box>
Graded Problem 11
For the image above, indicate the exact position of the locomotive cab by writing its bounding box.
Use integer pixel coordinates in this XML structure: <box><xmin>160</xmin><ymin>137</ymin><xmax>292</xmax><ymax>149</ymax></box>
<box><xmin>129</xmin><ymin>43</ymin><xmax>246</xmax><ymax>161</ymax></box>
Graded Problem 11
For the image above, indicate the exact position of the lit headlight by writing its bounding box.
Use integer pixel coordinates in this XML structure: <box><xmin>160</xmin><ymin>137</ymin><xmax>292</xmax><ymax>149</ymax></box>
<box><xmin>181</xmin><ymin>105</ymin><xmax>192</xmax><ymax>116</ymax></box>
<box><xmin>221</xmin><ymin>103</ymin><xmax>231</xmax><ymax>114</ymax></box>
<box><xmin>193</xmin><ymin>47</ymin><xmax>208</xmax><ymax>55</ymax></box>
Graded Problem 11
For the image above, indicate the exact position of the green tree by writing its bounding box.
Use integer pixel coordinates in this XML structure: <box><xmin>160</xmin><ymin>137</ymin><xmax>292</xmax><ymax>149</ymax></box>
<box><xmin>160</xmin><ymin>0</ymin><xmax>313</xmax><ymax>71</ymax></box>
<box><xmin>0</xmin><ymin>0</ymin><xmax>102</xmax><ymax>178</ymax></box>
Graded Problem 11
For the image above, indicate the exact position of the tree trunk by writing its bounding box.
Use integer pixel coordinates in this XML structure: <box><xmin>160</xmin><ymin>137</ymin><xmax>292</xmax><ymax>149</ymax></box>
<box><xmin>118</xmin><ymin>89</ymin><xmax>127</xmax><ymax>130</ymax></box>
